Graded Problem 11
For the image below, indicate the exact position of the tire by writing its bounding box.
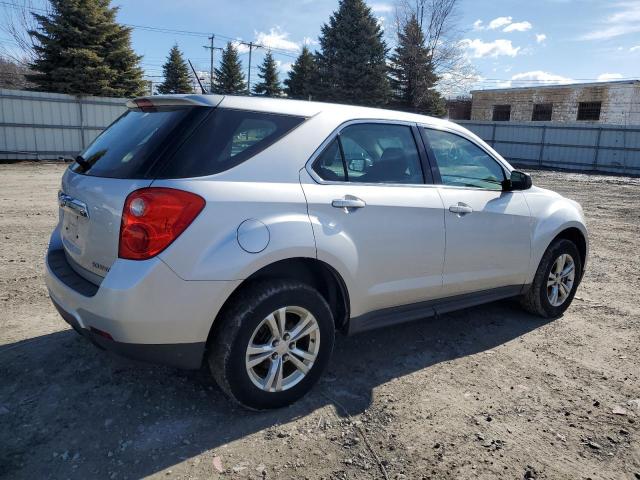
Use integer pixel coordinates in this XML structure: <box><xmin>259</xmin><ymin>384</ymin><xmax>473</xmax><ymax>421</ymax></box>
<box><xmin>520</xmin><ymin>238</ymin><xmax>582</xmax><ymax>318</ymax></box>
<box><xmin>208</xmin><ymin>279</ymin><xmax>335</xmax><ymax>410</ymax></box>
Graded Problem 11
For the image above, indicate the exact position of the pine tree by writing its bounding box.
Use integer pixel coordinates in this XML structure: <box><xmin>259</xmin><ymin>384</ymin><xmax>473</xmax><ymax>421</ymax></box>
<box><xmin>28</xmin><ymin>0</ymin><xmax>145</xmax><ymax>97</ymax></box>
<box><xmin>157</xmin><ymin>44</ymin><xmax>193</xmax><ymax>94</ymax></box>
<box><xmin>314</xmin><ymin>0</ymin><xmax>390</xmax><ymax>106</ymax></box>
<box><xmin>102</xmin><ymin>9</ymin><xmax>146</xmax><ymax>97</ymax></box>
<box><xmin>253</xmin><ymin>52</ymin><xmax>282</xmax><ymax>96</ymax></box>
<box><xmin>284</xmin><ymin>46</ymin><xmax>317</xmax><ymax>99</ymax></box>
<box><xmin>389</xmin><ymin>14</ymin><xmax>445</xmax><ymax>116</ymax></box>
<box><xmin>214</xmin><ymin>42</ymin><xmax>246</xmax><ymax>94</ymax></box>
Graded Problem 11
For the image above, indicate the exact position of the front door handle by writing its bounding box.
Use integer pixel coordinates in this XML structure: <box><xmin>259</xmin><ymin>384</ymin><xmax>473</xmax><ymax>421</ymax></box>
<box><xmin>448</xmin><ymin>202</ymin><xmax>473</xmax><ymax>215</ymax></box>
<box><xmin>332</xmin><ymin>197</ymin><xmax>366</xmax><ymax>210</ymax></box>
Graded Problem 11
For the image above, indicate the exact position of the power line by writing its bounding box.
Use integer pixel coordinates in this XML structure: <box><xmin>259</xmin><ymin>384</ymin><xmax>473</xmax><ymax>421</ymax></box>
<box><xmin>0</xmin><ymin>1</ymin><xmax>301</xmax><ymax>59</ymax></box>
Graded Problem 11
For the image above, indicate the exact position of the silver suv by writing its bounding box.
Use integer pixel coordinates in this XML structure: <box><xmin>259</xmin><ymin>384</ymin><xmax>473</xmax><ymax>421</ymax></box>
<box><xmin>46</xmin><ymin>94</ymin><xmax>588</xmax><ymax>409</ymax></box>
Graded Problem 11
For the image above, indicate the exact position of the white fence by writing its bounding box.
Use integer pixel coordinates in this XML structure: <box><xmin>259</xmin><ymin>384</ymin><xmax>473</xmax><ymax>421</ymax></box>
<box><xmin>0</xmin><ymin>88</ymin><xmax>127</xmax><ymax>161</ymax></box>
<box><xmin>457</xmin><ymin>120</ymin><xmax>640</xmax><ymax>175</ymax></box>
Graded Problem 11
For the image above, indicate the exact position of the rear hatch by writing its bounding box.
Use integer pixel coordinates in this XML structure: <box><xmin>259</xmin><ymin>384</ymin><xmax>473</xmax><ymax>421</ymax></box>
<box><xmin>59</xmin><ymin>96</ymin><xmax>219</xmax><ymax>282</ymax></box>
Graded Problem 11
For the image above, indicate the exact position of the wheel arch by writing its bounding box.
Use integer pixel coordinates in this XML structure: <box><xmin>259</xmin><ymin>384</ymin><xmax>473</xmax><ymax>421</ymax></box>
<box><xmin>552</xmin><ymin>227</ymin><xmax>587</xmax><ymax>274</ymax></box>
<box><xmin>205</xmin><ymin>257</ymin><xmax>351</xmax><ymax>348</ymax></box>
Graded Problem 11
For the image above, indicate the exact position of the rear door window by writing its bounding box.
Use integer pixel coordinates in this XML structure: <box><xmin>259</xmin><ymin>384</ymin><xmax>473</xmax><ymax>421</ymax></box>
<box><xmin>159</xmin><ymin>109</ymin><xmax>305</xmax><ymax>178</ymax></box>
<box><xmin>312</xmin><ymin>139</ymin><xmax>346</xmax><ymax>181</ymax></box>
<box><xmin>313</xmin><ymin>123</ymin><xmax>424</xmax><ymax>184</ymax></box>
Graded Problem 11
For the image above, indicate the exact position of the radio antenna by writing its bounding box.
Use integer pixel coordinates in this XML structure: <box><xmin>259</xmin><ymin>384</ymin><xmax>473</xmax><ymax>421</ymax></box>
<box><xmin>188</xmin><ymin>59</ymin><xmax>207</xmax><ymax>94</ymax></box>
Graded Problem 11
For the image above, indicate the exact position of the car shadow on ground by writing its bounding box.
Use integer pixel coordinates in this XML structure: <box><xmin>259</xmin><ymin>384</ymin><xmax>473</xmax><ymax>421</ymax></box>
<box><xmin>0</xmin><ymin>299</ymin><xmax>553</xmax><ymax>479</ymax></box>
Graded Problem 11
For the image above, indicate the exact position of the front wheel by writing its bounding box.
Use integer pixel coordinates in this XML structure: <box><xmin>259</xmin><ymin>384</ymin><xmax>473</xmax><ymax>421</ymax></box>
<box><xmin>520</xmin><ymin>238</ymin><xmax>583</xmax><ymax>318</ymax></box>
<box><xmin>208</xmin><ymin>280</ymin><xmax>335</xmax><ymax>410</ymax></box>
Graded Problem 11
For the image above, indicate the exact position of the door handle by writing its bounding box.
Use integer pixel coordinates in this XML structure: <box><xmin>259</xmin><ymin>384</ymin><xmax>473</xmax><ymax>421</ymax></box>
<box><xmin>332</xmin><ymin>197</ymin><xmax>366</xmax><ymax>210</ymax></box>
<box><xmin>448</xmin><ymin>202</ymin><xmax>473</xmax><ymax>215</ymax></box>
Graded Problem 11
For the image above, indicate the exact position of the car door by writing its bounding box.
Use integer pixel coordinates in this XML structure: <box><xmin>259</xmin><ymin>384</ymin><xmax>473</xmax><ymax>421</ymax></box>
<box><xmin>421</xmin><ymin>127</ymin><xmax>532</xmax><ymax>296</ymax></box>
<box><xmin>300</xmin><ymin>121</ymin><xmax>446</xmax><ymax>318</ymax></box>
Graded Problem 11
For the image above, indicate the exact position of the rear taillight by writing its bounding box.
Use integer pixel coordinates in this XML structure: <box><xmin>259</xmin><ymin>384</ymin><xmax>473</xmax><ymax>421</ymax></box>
<box><xmin>119</xmin><ymin>188</ymin><xmax>205</xmax><ymax>260</ymax></box>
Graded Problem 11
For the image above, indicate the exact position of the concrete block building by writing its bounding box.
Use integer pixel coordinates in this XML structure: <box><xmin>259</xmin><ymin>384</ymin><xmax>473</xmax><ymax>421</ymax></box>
<box><xmin>470</xmin><ymin>80</ymin><xmax>640</xmax><ymax>125</ymax></box>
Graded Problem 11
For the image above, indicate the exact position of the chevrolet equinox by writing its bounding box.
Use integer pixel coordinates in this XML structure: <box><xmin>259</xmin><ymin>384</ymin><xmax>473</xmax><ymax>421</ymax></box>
<box><xmin>46</xmin><ymin>94</ymin><xmax>588</xmax><ymax>409</ymax></box>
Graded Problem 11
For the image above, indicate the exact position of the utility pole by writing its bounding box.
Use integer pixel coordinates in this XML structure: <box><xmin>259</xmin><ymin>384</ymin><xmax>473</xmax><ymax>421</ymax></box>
<box><xmin>247</xmin><ymin>41</ymin><xmax>254</xmax><ymax>95</ymax></box>
<box><xmin>203</xmin><ymin>35</ymin><xmax>222</xmax><ymax>93</ymax></box>
<box><xmin>208</xmin><ymin>35</ymin><xmax>214</xmax><ymax>92</ymax></box>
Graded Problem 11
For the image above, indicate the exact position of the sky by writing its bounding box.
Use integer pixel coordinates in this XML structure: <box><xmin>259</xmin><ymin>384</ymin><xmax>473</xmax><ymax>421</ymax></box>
<box><xmin>2</xmin><ymin>0</ymin><xmax>640</xmax><ymax>95</ymax></box>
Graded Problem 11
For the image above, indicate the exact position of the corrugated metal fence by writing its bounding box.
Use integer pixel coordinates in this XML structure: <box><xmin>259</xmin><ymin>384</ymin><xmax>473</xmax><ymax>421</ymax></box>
<box><xmin>457</xmin><ymin>120</ymin><xmax>640</xmax><ymax>175</ymax></box>
<box><xmin>1</xmin><ymin>88</ymin><xmax>640</xmax><ymax>175</ymax></box>
<box><xmin>0</xmin><ymin>88</ymin><xmax>126</xmax><ymax>161</ymax></box>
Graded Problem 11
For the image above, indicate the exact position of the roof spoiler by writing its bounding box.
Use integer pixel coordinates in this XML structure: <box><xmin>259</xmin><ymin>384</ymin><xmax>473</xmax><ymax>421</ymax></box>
<box><xmin>126</xmin><ymin>95</ymin><xmax>224</xmax><ymax>109</ymax></box>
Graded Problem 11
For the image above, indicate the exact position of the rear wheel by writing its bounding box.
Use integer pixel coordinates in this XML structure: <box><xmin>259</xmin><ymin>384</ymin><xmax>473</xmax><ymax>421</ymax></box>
<box><xmin>520</xmin><ymin>239</ymin><xmax>582</xmax><ymax>318</ymax></box>
<box><xmin>208</xmin><ymin>280</ymin><xmax>334</xmax><ymax>409</ymax></box>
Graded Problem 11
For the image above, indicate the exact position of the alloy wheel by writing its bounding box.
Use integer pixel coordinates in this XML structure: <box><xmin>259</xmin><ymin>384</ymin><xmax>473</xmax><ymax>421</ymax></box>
<box><xmin>547</xmin><ymin>253</ymin><xmax>575</xmax><ymax>307</ymax></box>
<box><xmin>245</xmin><ymin>306</ymin><xmax>320</xmax><ymax>392</ymax></box>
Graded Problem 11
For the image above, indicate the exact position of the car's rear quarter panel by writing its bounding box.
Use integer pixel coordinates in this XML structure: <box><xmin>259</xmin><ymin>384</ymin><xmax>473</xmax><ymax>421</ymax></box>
<box><xmin>154</xmin><ymin>179</ymin><xmax>317</xmax><ymax>281</ymax></box>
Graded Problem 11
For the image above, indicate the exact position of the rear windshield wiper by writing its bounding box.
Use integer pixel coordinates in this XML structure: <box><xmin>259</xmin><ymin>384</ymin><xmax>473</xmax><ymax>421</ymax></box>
<box><xmin>74</xmin><ymin>155</ymin><xmax>90</xmax><ymax>170</ymax></box>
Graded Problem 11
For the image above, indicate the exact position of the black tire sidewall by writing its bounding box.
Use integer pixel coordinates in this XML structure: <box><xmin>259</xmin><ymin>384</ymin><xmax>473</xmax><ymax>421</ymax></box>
<box><xmin>224</xmin><ymin>285</ymin><xmax>334</xmax><ymax>410</ymax></box>
<box><xmin>538</xmin><ymin>240</ymin><xmax>582</xmax><ymax>317</ymax></box>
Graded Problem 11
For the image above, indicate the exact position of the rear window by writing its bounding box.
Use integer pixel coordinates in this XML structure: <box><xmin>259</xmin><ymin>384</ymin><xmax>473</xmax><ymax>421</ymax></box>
<box><xmin>72</xmin><ymin>107</ymin><xmax>305</xmax><ymax>179</ymax></box>
<box><xmin>71</xmin><ymin>107</ymin><xmax>208</xmax><ymax>179</ymax></box>
<box><xmin>157</xmin><ymin>109</ymin><xmax>305</xmax><ymax>178</ymax></box>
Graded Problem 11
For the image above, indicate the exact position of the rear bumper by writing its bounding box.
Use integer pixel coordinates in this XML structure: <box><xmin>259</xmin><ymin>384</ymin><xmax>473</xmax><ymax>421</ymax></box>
<box><xmin>51</xmin><ymin>297</ymin><xmax>205</xmax><ymax>369</ymax></box>
<box><xmin>45</xmin><ymin>226</ymin><xmax>241</xmax><ymax>369</ymax></box>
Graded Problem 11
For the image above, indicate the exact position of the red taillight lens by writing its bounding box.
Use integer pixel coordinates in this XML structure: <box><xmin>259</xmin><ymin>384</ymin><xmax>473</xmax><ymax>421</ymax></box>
<box><xmin>119</xmin><ymin>188</ymin><xmax>205</xmax><ymax>260</ymax></box>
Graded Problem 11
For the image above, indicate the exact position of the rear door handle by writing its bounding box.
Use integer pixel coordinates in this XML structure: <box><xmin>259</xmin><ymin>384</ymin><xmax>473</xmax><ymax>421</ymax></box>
<box><xmin>448</xmin><ymin>202</ymin><xmax>473</xmax><ymax>215</ymax></box>
<box><xmin>332</xmin><ymin>197</ymin><xmax>366</xmax><ymax>210</ymax></box>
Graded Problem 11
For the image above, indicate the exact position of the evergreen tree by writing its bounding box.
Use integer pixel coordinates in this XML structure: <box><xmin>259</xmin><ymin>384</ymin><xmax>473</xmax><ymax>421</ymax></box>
<box><xmin>28</xmin><ymin>0</ymin><xmax>145</xmax><ymax>97</ymax></box>
<box><xmin>253</xmin><ymin>52</ymin><xmax>282</xmax><ymax>96</ymax></box>
<box><xmin>389</xmin><ymin>14</ymin><xmax>445</xmax><ymax>116</ymax></box>
<box><xmin>314</xmin><ymin>0</ymin><xmax>390</xmax><ymax>106</ymax></box>
<box><xmin>214</xmin><ymin>42</ymin><xmax>246</xmax><ymax>94</ymax></box>
<box><xmin>284</xmin><ymin>46</ymin><xmax>317</xmax><ymax>99</ymax></box>
<box><xmin>102</xmin><ymin>12</ymin><xmax>146</xmax><ymax>96</ymax></box>
<box><xmin>157</xmin><ymin>44</ymin><xmax>193</xmax><ymax>94</ymax></box>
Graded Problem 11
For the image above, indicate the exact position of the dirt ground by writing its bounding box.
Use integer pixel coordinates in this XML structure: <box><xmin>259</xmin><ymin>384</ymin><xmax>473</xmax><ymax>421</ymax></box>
<box><xmin>0</xmin><ymin>162</ymin><xmax>639</xmax><ymax>480</ymax></box>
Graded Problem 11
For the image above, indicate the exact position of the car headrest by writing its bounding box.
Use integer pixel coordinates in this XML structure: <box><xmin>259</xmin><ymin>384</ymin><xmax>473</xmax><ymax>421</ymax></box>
<box><xmin>380</xmin><ymin>147</ymin><xmax>405</xmax><ymax>163</ymax></box>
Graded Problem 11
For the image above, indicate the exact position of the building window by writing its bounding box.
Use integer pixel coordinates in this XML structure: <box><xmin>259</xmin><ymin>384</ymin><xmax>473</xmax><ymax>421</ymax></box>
<box><xmin>577</xmin><ymin>102</ymin><xmax>601</xmax><ymax>121</ymax></box>
<box><xmin>492</xmin><ymin>105</ymin><xmax>511</xmax><ymax>121</ymax></box>
<box><xmin>532</xmin><ymin>103</ymin><xmax>553</xmax><ymax>121</ymax></box>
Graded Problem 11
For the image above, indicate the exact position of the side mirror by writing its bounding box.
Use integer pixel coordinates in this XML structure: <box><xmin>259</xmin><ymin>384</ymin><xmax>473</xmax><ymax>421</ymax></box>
<box><xmin>505</xmin><ymin>170</ymin><xmax>532</xmax><ymax>191</ymax></box>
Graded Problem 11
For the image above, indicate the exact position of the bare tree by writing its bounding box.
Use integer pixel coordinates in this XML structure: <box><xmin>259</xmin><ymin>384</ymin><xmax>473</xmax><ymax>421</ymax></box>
<box><xmin>397</xmin><ymin>0</ymin><xmax>476</xmax><ymax>95</ymax></box>
<box><xmin>0</xmin><ymin>0</ymin><xmax>48</xmax><ymax>64</ymax></box>
<box><xmin>0</xmin><ymin>55</ymin><xmax>35</xmax><ymax>89</ymax></box>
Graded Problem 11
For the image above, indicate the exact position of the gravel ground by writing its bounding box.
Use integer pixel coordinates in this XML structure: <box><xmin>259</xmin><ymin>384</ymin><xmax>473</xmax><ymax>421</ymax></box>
<box><xmin>0</xmin><ymin>162</ymin><xmax>639</xmax><ymax>480</ymax></box>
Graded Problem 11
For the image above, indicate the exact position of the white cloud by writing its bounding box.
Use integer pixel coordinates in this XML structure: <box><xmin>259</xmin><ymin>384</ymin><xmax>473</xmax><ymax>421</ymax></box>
<box><xmin>582</xmin><ymin>1</ymin><xmax>640</xmax><ymax>40</ymax></box>
<box><xmin>597</xmin><ymin>73</ymin><xmax>624</xmax><ymax>81</ymax></box>
<box><xmin>473</xmin><ymin>19</ymin><xmax>484</xmax><ymax>30</ymax></box>
<box><xmin>231</xmin><ymin>40</ymin><xmax>250</xmax><ymax>54</ymax></box>
<box><xmin>502</xmin><ymin>70</ymin><xmax>574</xmax><ymax>88</ymax></box>
<box><xmin>303</xmin><ymin>37</ymin><xmax>318</xmax><ymax>47</ymax></box>
<box><xmin>255</xmin><ymin>27</ymin><xmax>300</xmax><ymax>52</ymax></box>
<box><xmin>370</xmin><ymin>2</ymin><xmax>393</xmax><ymax>13</ymax></box>
<box><xmin>488</xmin><ymin>16</ymin><xmax>513</xmax><ymax>30</ymax></box>
<box><xmin>536</xmin><ymin>33</ymin><xmax>547</xmax><ymax>43</ymax></box>
<box><xmin>461</xmin><ymin>38</ymin><xmax>521</xmax><ymax>58</ymax></box>
<box><xmin>276</xmin><ymin>60</ymin><xmax>293</xmax><ymax>74</ymax></box>
<box><xmin>503</xmin><ymin>21</ymin><xmax>532</xmax><ymax>32</ymax></box>
<box><xmin>630</xmin><ymin>44</ymin><xmax>640</xmax><ymax>52</ymax></box>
